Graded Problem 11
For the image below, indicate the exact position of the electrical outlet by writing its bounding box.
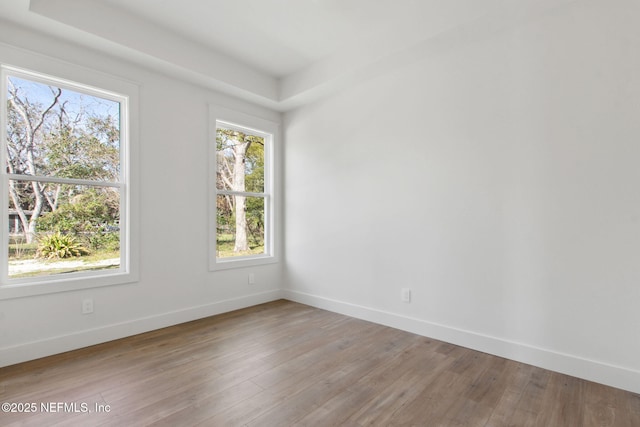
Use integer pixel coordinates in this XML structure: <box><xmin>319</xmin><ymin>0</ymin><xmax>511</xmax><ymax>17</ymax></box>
<box><xmin>82</xmin><ymin>298</ymin><xmax>94</xmax><ymax>314</ymax></box>
<box><xmin>401</xmin><ymin>288</ymin><xmax>411</xmax><ymax>303</ymax></box>
<box><xmin>248</xmin><ymin>273</ymin><xmax>255</xmax><ymax>285</ymax></box>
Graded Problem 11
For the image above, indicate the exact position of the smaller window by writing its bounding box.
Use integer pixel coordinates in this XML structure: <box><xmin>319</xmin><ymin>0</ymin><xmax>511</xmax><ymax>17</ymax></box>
<box><xmin>209</xmin><ymin>106</ymin><xmax>277</xmax><ymax>270</ymax></box>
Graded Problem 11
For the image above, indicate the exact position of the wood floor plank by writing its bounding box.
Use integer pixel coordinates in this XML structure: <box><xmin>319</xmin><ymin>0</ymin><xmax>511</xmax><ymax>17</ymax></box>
<box><xmin>505</xmin><ymin>367</ymin><xmax>553</xmax><ymax>426</ymax></box>
<box><xmin>149</xmin><ymin>380</ymin><xmax>263</xmax><ymax>426</ymax></box>
<box><xmin>1</xmin><ymin>300</ymin><xmax>638</xmax><ymax>426</ymax></box>
<box><xmin>535</xmin><ymin>373</ymin><xmax>585</xmax><ymax>426</ymax></box>
<box><xmin>483</xmin><ymin>361</ymin><xmax>537</xmax><ymax>426</ymax></box>
<box><xmin>582</xmin><ymin>380</ymin><xmax>621</xmax><ymax>427</ymax></box>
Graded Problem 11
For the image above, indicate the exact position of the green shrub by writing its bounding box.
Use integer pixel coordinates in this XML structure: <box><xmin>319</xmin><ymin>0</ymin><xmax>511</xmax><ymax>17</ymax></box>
<box><xmin>86</xmin><ymin>229</ymin><xmax>120</xmax><ymax>251</ymax></box>
<box><xmin>36</xmin><ymin>188</ymin><xmax>119</xmax><ymax>235</ymax></box>
<box><xmin>37</xmin><ymin>232</ymin><xmax>89</xmax><ymax>259</ymax></box>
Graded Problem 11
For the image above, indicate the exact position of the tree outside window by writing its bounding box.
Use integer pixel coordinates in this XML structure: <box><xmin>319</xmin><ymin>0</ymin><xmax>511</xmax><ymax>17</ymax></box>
<box><xmin>3</xmin><ymin>70</ymin><xmax>124</xmax><ymax>280</ymax></box>
<box><xmin>215</xmin><ymin>124</ymin><xmax>267</xmax><ymax>258</ymax></box>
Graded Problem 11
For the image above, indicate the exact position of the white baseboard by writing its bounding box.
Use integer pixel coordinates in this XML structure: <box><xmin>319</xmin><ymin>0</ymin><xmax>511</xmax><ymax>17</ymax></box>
<box><xmin>4</xmin><ymin>288</ymin><xmax>638</xmax><ymax>395</ymax></box>
<box><xmin>282</xmin><ymin>289</ymin><xmax>640</xmax><ymax>395</ymax></box>
<box><xmin>0</xmin><ymin>289</ymin><xmax>283</xmax><ymax>368</ymax></box>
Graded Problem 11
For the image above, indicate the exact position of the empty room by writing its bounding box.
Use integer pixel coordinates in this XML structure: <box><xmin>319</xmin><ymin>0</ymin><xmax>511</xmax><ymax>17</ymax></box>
<box><xmin>1</xmin><ymin>0</ymin><xmax>639</xmax><ymax>425</ymax></box>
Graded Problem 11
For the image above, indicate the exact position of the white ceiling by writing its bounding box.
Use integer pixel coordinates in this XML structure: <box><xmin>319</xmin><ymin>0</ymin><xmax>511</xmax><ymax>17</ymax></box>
<box><xmin>0</xmin><ymin>0</ymin><xmax>578</xmax><ymax>110</ymax></box>
<box><xmin>97</xmin><ymin>0</ymin><xmax>497</xmax><ymax>78</ymax></box>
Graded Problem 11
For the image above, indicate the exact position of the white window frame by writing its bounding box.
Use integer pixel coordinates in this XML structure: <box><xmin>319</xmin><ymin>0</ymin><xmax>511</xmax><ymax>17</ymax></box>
<box><xmin>209</xmin><ymin>105</ymin><xmax>278</xmax><ymax>270</ymax></box>
<box><xmin>0</xmin><ymin>58</ymin><xmax>139</xmax><ymax>300</ymax></box>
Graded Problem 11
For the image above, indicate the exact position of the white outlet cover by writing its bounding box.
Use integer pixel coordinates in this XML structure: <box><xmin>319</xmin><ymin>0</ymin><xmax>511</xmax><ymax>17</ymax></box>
<box><xmin>82</xmin><ymin>299</ymin><xmax>94</xmax><ymax>314</ymax></box>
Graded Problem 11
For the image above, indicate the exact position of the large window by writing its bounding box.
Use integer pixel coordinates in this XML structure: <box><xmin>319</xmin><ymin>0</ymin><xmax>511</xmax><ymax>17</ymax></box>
<box><xmin>1</xmin><ymin>64</ymin><xmax>138</xmax><ymax>298</ymax></box>
<box><xmin>210</xmin><ymin>106</ymin><xmax>277</xmax><ymax>270</ymax></box>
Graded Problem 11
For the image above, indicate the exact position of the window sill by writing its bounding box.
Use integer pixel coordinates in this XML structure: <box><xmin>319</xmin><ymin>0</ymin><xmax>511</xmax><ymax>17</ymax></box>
<box><xmin>210</xmin><ymin>254</ymin><xmax>278</xmax><ymax>271</ymax></box>
<box><xmin>0</xmin><ymin>270</ymin><xmax>138</xmax><ymax>300</ymax></box>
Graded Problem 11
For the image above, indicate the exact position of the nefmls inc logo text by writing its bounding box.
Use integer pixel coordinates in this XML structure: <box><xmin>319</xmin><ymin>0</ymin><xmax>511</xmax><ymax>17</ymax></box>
<box><xmin>41</xmin><ymin>402</ymin><xmax>89</xmax><ymax>413</ymax></box>
<box><xmin>40</xmin><ymin>402</ymin><xmax>111</xmax><ymax>413</ymax></box>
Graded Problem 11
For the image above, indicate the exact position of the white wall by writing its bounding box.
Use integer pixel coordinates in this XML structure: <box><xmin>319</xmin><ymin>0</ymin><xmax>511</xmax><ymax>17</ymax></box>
<box><xmin>0</xmin><ymin>22</ymin><xmax>283</xmax><ymax>366</ymax></box>
<box><xmin>284</xmin><ymin>0</ymin><xmax>640</xmax><ymax>393</ymax></box>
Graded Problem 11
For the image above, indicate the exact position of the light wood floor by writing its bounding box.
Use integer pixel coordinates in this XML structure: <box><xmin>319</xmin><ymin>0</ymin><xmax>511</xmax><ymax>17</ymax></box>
<box><xmin>1</xmin><ymin>300</ymin><xmax>639</xmax><ymax>426</ymax></box>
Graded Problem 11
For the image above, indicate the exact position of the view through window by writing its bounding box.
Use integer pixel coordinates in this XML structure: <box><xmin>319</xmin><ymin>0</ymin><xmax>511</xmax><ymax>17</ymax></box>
<box><xmin>3</xmin><ymin>69</ymin><xmax>125</xmax><ymax>280</ymax></box>
<box><xmin>215</xmin><ymin>122</ymin><xmax>269</xmax><ymax>260</ymax></box>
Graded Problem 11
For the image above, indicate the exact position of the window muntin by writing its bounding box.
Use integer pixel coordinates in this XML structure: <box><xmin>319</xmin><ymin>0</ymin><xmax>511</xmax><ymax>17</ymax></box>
<box><xmin>1</xmin><ymin>66</ymin><xmax>130</xmax><ymax>290</ymax></box>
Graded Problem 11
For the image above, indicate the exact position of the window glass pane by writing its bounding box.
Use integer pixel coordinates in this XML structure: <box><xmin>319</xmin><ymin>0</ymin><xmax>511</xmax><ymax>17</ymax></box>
<box><xmin>6</xmin><ymin>76</ymin><xmax>120</xmax><ymax>182</ymax></box>
<box><xmin>216</xmin><ymin>127</ymin><xmax>264</xmax><ymax>193</ymax></box>
<box><xmin>8</xmin><ymin>181</ymin><xmax>120</xmax><ymax>279</ymax></box>
<box><xmin>216</xmin><ymin>194</ymin><xmax>265</xmax><ymax>258</ymax></box>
